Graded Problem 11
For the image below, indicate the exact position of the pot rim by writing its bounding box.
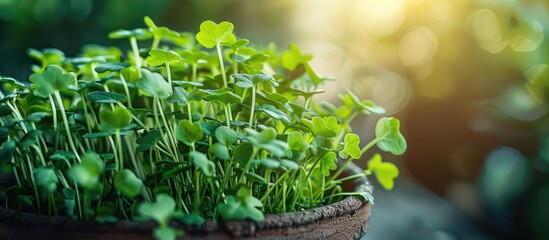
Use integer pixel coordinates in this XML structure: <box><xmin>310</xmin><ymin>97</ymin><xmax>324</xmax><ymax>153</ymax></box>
<box><xmin>0</xmin><ymin>162</ymin><xmax>373</xmax><ymax>236</ymax></box>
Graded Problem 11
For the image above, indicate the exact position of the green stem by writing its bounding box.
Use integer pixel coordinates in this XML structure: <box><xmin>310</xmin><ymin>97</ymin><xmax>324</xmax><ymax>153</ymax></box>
<box><xmin>115</xmin><ymin>130</ymin><xmax>124</xmax><ymax>171</ymax></box>
<box><xmin>151</xmin><ymin>37</ymin><xmax>160</xmax><ymax>50</ymax></box>
<box><xmin>155</xmin><ymin>98</ymin><xmax>179</xmax><ymax>162</ymax></box>
<box><xmin>249</xmin><ymin>85</ymin><xmax>256</xmax><ymax>128</ymax></box>
<box><xmin>130</xmin><ymin>37</ymin><xmax>142</xmax><ymax>77</ymax></box>
<box><xmin>53</xmin><ymin>91</ymin><xmax>81</xmax><ymax>162</ymax></box>
<box><xmin>260</xmin><ymin>171</ymin><xmax>290</xmax><ymax>203</ymax></box>
<box><xmin>119</xmin><ymin>74</ymin><xmax>133</xmax><ymax>108</ymax></box>
<box><xmin>216</xmin><ymin>43</ymin><xmax>228</xmax><ymax>88</ymax></box>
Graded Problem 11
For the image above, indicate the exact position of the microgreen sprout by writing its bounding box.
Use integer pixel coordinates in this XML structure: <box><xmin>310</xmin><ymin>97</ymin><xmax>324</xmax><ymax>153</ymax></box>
<box><xmin>0</xmin><ymin>18</ymin><xmax>406</xmax><ymax>240</ymax></box>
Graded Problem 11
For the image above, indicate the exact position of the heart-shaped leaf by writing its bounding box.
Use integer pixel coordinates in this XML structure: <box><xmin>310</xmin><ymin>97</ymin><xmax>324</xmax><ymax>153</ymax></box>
<box><xmin>100</xmin><ymin>106</ymin><xmax>132</xmax><ymax>130</ymax></box>
<box><xmin>375</xmin><ymin>117</ymin><xmax>407</xmax><ymax>155</ymax></box>
<box><xmin>176</xmin><ymin>120</ymin><xmax>203</xmax><ymax>146</ymax></box>
<box><xmin>138</xmin><ymin>193</ymin><xmax>175</xmax><ymax>226</ymax></box>
<box><xmin>189</xmin><ymin>151</ymin><xmax>215</xmax><ymax>176</ymax></box>
<box><xmin>342</xmin><ymin>133</ymin><xmax>361</xmax><ymax>159</ymax></box>
<box><xmin>367</xmin><ymin>154</ymin><xmax>399</xmax><ymax>190</ymax></box>
<box><xmin>215</xmin><ymin>126</ymin><xmax>237</xmax><ymax>146</ymax></box>
<box><xmin>320</xmin><ymin>152</ymin><xmax>337</xmax><ymax>176</ymax></box>
<box><xmin>146</xmin><ymin>49</ymin><xmax>181</xmax><ymax>67</ymax></box>
<box><xmin>281</xmin><ymin>44</ymin><xmax>312</xmax><ymax>71</ymax></box>
<box><xmin>196</xmin><ymin>20</ymin><xmax>237</xmax><ymax>48</ymax></box>
<box><xmin>136</xmin><ymin>69</ymin><xmax>172</xmax><ymax>99</ymax></box>
<box><xmin>29</xmin><ymin>65</ymin><xmax>75</xmax><ymax>97</ymax></box>
<box><xmin>210</xmin><ymin>143</ymin><xmax>230</xmax><ymax>160</ymax></box>
<box><xmin>302</xmin><ymin>116</ymin><xmax>341</xmax><ymax>138</ymax></box>
<box><xmin>114</xmin><ymin>169</ymin><xmax>143</xmax><ymax>197</ymax></box>
<box><xmin>68</xmin><ymin>153</ymin><xmax>104</xmax><ymax>189</ymax></box>
<box><xmin>34</xmin><ymin>167</ymin><xmax>58</xmax><ymax>193</ymax></box>
<box><xmin>218</xmin><ymin>186</ymin><xmax>263</xmax><ymax>221</ymax></box>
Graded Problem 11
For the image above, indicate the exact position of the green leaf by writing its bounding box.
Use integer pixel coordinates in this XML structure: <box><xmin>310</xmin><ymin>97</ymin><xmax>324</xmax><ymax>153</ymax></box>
<box><xmin>0</xmin><ymin>76</ymin><xmax>26</xmax><ymax>89</ymax></box>
<box><xmin>136</xmin><ymin>129</ymin><xmax>161</xmax><ymax>152</ymax></box>
<box><xmin>190</xmin><ymin>151</ymin><xmax>215</xmax><ymax>176</ymax></box>
<box><xmin>320</xmin><ymin>152</ymin><xmax>337</xmax><ymax>176</ymax></box>
<box><xmin>343</xmin><ymin>133</ymin><xmax>362</xmax><ymax>159</ymax></box>
<box><xmin>218</xmin><ymin>186</ymin><xmax>264</xmax><ymax>221</ymax></box>
<box><xmin>196</xmin><ymin>20</ymin><xmax>237</xmax><ymax>48</ymax></box>
<box><xmin>29</xmin><ymin>65</ymin><xmax>75</xmax><ymax>97</ymax></box>
<box><xmin>367</xmin><ymin>154</ymin><xmax>399</xmax><ymax>190</ymax></box>
<box><xmin>210</xmin><ymin>143</ymin><xmax>230</xmax><ymax>160</ymax></box>
<box><xmin>232</xmin><ymin>142</ymin><xmax>254</xmax><ymax>168</ymax></box>
<box><xmin>215</xmin><ymin>126</ymin><xmax>237</xmax><ymax>145</ymax></box>
<box><xmin>94</xmin><ymin>62</ymin><xmax>131</xmax><ymax>73</ymax></box>
<box><xmin>166</xmin><ymin>87</ymin><xmax>188</xmax><ymax>106</ymax></box>
<box><xmin>100</xmin><ymin>106</ymin><xmax>132</xmax><ymax>130</ymax></box>
<box><xmin>287</xmin><ymin>132</ymin><xmax>308</xmax><ymax>152</ymax></box>
<box><xmin>138</xmin><ymin>194</ymin><xmax>175</xmax><ymax>226</ymax></box>
<box><xmin>87</xmin><ymin>91</ymin><xmax>127</xmax><ymax>104</ymax></box>
<box><xmin>114</xmin><ymin>169</ymin><xmax>143</xmax><ymax>197</ymax></box>
<box><xmin>202</xmin><ymin>88</ymin><xmax>242</xmax><ymax>104</ymax></box>
<box><xmin>172</xmin><ymin>212</ymin><xmax>205</xmax><ymax>226</ymax></box>
<box><xmin>136</xmin><ymin>69</ymin><xmax>172</xmax><ymax>99</ymax></box>
<box><xmin>68</xmin><ymin>153</ymin><xmax>104</xmax><ymax>189</ymax></box>
<box><xmin>375</xmin><ymin>117</ymin><xmax>407</xmax><ymax>155</ymax></box>
<box><xmin>146</xmin><ymin>49</ymin><xmax>181</xmax><ymax>67</ymax></box>
<box><xmin>109</xmin><ymin>28</ymin><xmax>152</xmax><ymax>40</ymax></box>
<box><xmin>34</xmin><ymin>167</ymin><xmax>58</xmax><ymax>193</ymax></box>
<box><xmin>280</xmin><ymin>159</ymin><xmax>299</xmax><ymax>170</ymax></box>
<box><xmin>153</xmin><ymin>226</ymin><xmax>181</xmax><ymax>240</ymax></box>
<box><xmin>260</xmin><ymin>159</ymin><xmax>280</xmax><ymax>169</ymax></box>
<box><xmin>27</xmin><ymin>48</ymin><xmax>65</xmax><ymax>66</ymax></box>
<box><xmin>25</xmin><ymin>112</ymin><xmax>49</xmax><ymax>122</ymax></box>
<box><xmin>176</xmin><ymin>120</ymin><xmax>204</xmax><ymax>146</ymax></box>
<box><xmin>233</xmin><ymin>73</ymin><xmax>276</xmax><ymax>88</ymax></box>
<box><xmin>281</xmin><ymin>44</ymin><xmax>312</xmax><ymax>71</ymax></box>
<box><xmin>343</xmin><ymin>90</ymin><xmax>386</xmax><ymax>115</ymax></box>
<box><xmin>302</xmin><ymin>116</ymin><xmax>341</xmax><ymax>138</ymax></box>
<box><xmin>257</xmin><ymin>104</ymin><xmax>291</xmax><ymax>123</ymax></box>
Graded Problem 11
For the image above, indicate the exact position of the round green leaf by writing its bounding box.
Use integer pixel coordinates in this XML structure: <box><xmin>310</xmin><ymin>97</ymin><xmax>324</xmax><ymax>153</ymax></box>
<box><xmin>69</xmin><ymin>153</ymin><xmax>104</xmax><ymax>189</ymax></box>
<box><xmin>146</xmin><ymin>49</ymin><xmax>181</xmax><ymax>67</ymax></box>
<box><xmin>190</xmin><ymin>151</ymin><xmax>215</xmax><ymax>176</ymax></box>
<box><xmin>375</xmin><ymin>117</ymin><xmax>407</xmax><ymax>155</ymax></box>
<box><xmin>29</xmin><ymin>65</ymin><xmax>75</xmax><ymax>97</ymax></box>
<box><xmin>136</xmin><ymin>69</ymin><xmax>172</xmax><ymax>99</ymax></box>
<box><xmin>367</xmin><ymin>154</ymin><xmax>399</xmax><ymax>190</ymax></box>
<box><xmin>100</xmin><ymin>106</ymin><xmax>132</xmax><ymax>130</ymax></box>
<box><xmin>138</xmin><ymin>194</ymin><xmax>175</xmax><ymax>226</ymax></box>
<box><xmin>215</xmin><ymin>126</ymin><xmax>237</xmax><ymax>146</ymax></box>
<box><xmin>114</xmin><ymin>169</ymin><xmax>143</xmax><ymax>197</ymax></box>
<box><xmin>34</xmin><ymin>167</ymin><xmax>58</xmax><ymax>193</ymax></box>
<box><xmin>196</xmin><ymin>20</ymin><xmax>237</xmax><ymax>48</ymax></box>
<box><xmin>176</xmin><ymin>120</ymin><xmax>203</xmax><ymax>145</ymax></box>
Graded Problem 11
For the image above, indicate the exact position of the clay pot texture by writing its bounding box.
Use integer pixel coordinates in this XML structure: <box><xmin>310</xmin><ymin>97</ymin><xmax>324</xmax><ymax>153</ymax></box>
<box><xmin>0</xmin><ymin>162</ymin><xmax>372</xmax><ymax>240</ymax></box>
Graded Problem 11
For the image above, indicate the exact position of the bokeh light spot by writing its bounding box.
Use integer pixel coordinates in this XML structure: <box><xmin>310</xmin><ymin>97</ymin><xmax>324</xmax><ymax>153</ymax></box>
<box><xmin>399</xmin><ymin>28</ymin><xmax>438</xmax><ymax>67</ymax></box>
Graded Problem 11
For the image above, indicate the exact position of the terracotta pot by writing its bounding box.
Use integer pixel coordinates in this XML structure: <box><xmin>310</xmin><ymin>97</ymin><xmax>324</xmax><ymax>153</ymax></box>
<box><xmin>0</xmin><ymin>162</ymin><xmax>373</xmax><ymax>239</ymax></box>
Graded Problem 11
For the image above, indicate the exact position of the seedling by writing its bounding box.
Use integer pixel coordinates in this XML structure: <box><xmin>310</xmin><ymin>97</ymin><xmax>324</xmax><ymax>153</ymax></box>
<box><xmin>0</xmin><ymin>17</ymin><xmax>406</xmax><ymax>240</ymax></box>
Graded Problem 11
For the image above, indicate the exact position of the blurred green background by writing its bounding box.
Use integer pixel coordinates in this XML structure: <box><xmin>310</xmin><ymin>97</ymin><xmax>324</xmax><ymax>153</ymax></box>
<box><xmin>1</xmin><ymin>0</ymin><xmax>548</xmax><ymax>239</ymax></box>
